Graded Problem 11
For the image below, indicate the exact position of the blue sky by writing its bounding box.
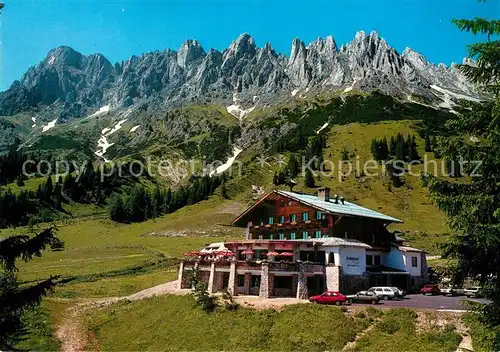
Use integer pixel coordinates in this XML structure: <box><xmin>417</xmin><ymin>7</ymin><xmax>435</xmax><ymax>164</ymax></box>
<box><xmin>0</xmin><ymin>0</ymin><xmax>498</xmax><ymax>91</ymax></box>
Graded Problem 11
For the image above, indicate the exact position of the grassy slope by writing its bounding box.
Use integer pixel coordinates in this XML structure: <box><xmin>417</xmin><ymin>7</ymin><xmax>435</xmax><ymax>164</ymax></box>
<box><xmin>354</xmin><ymin>308</ymin><xmax>461</xmax><ymax>351</ymax></box>
<box><xmin>88</xmin><ymin>296</ymin><xmax>462</xmax><ymax>352</ymax></box>
<box><xmin>2</xmin><ymin>195</ymin><xmax>243</xmax><ymax>294</ymax></box>
<box><xmin>89</xmin><ymin>295</ymin><xmax>368</xmax><ymax>351</ymax></box>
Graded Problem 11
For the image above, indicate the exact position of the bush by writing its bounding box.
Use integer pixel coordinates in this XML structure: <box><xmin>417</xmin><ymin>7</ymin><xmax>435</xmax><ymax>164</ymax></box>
<box><xmin>464</xmin><ymin>313</ymin><xmax>500</xmax><ymax>351</ymax></box>
<box><xmin>378</xmin><ymin>317</ymin><xmax>400</xmax><ymax>334</ymax></box>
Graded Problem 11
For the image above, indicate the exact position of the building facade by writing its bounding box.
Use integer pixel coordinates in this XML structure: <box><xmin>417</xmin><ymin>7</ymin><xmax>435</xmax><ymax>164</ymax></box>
<box><xmin>179</xmin><ymin>188</ymin><xmax>428</xmax><ymax>298</ymax></box>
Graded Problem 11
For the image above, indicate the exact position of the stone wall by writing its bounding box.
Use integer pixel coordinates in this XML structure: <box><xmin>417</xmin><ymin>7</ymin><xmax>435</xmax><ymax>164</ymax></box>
<box><xmin>325</xmin><ymin>265</ymin><xmax>342</xmax><ymax>291</ymax></box>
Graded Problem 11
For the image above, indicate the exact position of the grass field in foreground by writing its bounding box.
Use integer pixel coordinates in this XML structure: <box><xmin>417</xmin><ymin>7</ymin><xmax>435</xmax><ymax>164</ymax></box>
<box><xmin>88</xmin><ymin>295</ymin><xmax>463</xmax><ymax>352</ymax></box>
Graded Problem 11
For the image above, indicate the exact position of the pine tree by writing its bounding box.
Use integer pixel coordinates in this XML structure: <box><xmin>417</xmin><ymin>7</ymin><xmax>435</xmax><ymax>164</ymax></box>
<box><xmin>0</xmin><ymin>228</ymin><xmax>63</xmax><ymax>349</ymax></box>
<box><xmin>44</xmin><ymin>175</ymin><xmax>53</xmax><ymax>199</ymax></box>
<box><xmin>109</xmin><ymin>193</ymin><xmax>126</xmax><ymax>222</ymax></box>
<box><xmin>425</xmin><ymin>134</ymin><xmax>432</xmax><ymax>152</ymax></box>
<box><xmin>54</xmin><ymin>182</ymin><xmax>63</xmax><ymax>209</ymax></box>
<box><xmin>395</xmin><ymin>133</ymin><xmax>405</xmax><ymax>161</ymax></box>
<box><xmin>424</xmin><ymin>13</ymin><xmax>500</xmax><ymax>330</ymax></box>
<box><xmin>304</xmin><ymin>168</ymin><xmax>315</xmax><ymax>188</ymax></box>
<box><xmin>287</xmin><ymin>154</ymin><xmax>299</xmax><ymax>178</ymax></box>
<box><xmin>341</xmin><ymin>148</ymin><xmax>349</xmax><ymax>161</ymax></box>
<box><xmin>408</xmin><ymin>135</ymin><xmax>421</xmax><ymax>161</ymax></box>
<box><xmin>389</xmin><ymin>136</ymin><xmax>397</xmax><ymax>156</ymax></box>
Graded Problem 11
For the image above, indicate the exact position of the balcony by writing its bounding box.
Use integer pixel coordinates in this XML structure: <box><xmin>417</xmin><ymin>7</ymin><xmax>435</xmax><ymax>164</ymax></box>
<box><xmin>269</xmin><ymin>262</ymin><xmax>299</xmax><ymax>272</ymax></box>
<box><xmin>237</xmin><ymin>261</ymin><xmax>262</xmax><ymax>271</ymax></box>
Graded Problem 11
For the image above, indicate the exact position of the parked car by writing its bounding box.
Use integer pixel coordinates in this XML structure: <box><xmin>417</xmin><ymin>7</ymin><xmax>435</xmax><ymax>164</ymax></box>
<box><xmin>441</xmin><ymin>286</ymin><xmax>465</xmax><ymax>296</ymax></box>
<box><xmin>391</xmin><ymin>287</ymin><xmax>406</xmax><ymax>298</ymax></box>
<box><xmin>309</xmin><ymin>291</ymin><xmax>347</xmax><ymax>305</ymax></box>
<box><xmin>367</xmin><ymin>287</ymin><xmax>397</xmax><ymax>300</ymax></box>
<box><xmin>419</xmin><ymin>284</ymin><xmax>441</xmax><ymax>295</ymax></box>
<box><xmin>346</xmin><ymin>291</ymin><xmax>380</xmax><ymax>304</ymax></box>
<box><xmin>464</xmin><ymin>286</ymin><xmax>483</xmax><ymax>298</ymax></box>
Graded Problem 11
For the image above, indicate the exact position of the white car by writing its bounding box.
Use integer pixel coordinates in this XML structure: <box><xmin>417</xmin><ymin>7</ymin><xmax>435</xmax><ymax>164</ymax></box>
<box><xmin>464</xmin><ymin>287</ymin><xmax>483</xmax><ymax>298</ymax></box>
<box><xmin>390</xmin><ymin>287</ymin><xmax>406</xmax><ymax>298</ymax></box>
<box><xmin>441</xmin><ymin>286</ymin><xmax>465</xmax><ymax>296</ymax></box>
<box><xmin>367</xmin><ymin>287</ymin><xmax>398</xmax><ymax>300</ymax></box>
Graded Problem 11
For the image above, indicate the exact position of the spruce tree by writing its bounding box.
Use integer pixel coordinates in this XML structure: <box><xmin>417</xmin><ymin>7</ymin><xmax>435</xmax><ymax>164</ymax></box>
<box><xmin>44</xmin><ymin>175</ymin><xmax>53</xmax><ymax>199</ymax></box>
<box><xmin>389</xmin><ymin>136</ymin><xmax>397</xmax><ymax>156</ymax></box>
<box><xmin>304</xmin><ymin>168</ymin><xmax>315</xmax><ymax>188</ymax></box>
<box><xmin>425</xmin><ymin>134</ymin><xmax>432</xmax><ymax>152</ymax></box>
<box><xmin>0</xmin><ymin>228</ymin><xmax>63</xmax><ymax>349</ymax></box>
<box><xmin>395</xmin><ymin>133</ymin><xmax>405</xmax><ymax>161</ymax></box>
<box><xmin>423</xmin><ymin>13</ymin><xmax>500</xmax><ymax>329</ymax></box>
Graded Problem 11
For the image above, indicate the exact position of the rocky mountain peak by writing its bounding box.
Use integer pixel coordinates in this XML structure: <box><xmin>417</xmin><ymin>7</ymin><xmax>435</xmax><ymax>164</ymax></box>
<box><xmin>177</xmin><ymin>39</ymin><xmax>206</xmax><ymax>68</ymax></box>
<box><xmin>44</xmin><ymin>46</ymin><xmax>84</xmax><ymax>68</ymax></box>
<box><xmin>223</xmin><ymin>33</ymin><xmax>257</xmax><ymax>62</ymax></box>
<box><xmin>0</xmin><ymin>31</ymin><xmax>481</xmax><ymax>119</ymax></box>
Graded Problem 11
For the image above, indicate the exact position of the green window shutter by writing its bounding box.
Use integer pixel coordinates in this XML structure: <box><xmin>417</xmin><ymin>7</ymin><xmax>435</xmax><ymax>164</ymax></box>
<box><xmin>302</xmin><ymin>231</ymin><xmax>308</xmax><ymax>239</ymax></box>
<box><xmin>290</xmin><ymin>232</ymin><xmax>296</xmax><ymax>240</ymax></box>
<box><xmin>315</xmin><ymin>230</ymin><xmax>321</xmax><ymax>238</ymax></box>
<box><xmin>270</xmin><ymin>234</ymin><xmax>274</xmax><ymax>240</ymax></box>
<box><xmin>269</xmin><ymin>217</ymin><xmax>274</xmax><ymax>225</ymax></box>
<box><xmin>279</xmin><ymin>233</ymin><xmax>284</xmax><ymax>240</ymax></box>
<box><xmin>316</xmin><ymin>211</ymin><xmax>322</xmax><ymax>220</ymax></box>
<box><xmin>302</xmin><ymin>212</ymin><xmax>309</xmax><ymax>221</ymax></box>
<box><xmin>279</xmin><ymin>215</ymin><xmax>285</xmax><ymax>223</ymax></box>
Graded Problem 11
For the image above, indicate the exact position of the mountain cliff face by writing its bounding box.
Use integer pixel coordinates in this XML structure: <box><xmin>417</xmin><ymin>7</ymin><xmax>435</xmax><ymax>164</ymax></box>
<box><xmin>0</xmin><ymin>30</ymin><xmax>479</xmax><ymax>119</ymax></box>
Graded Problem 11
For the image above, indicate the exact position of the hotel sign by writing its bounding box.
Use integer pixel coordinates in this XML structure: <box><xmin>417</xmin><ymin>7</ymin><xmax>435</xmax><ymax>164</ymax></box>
<box><xmin>345</xmin><ymin>256</ymin><xmax>360</xmax><ymax>268</ymax></box>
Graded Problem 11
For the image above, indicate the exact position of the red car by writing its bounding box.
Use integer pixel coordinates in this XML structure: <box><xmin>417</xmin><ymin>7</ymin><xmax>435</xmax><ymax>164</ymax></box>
<box><xmin>309</xmin><ymin>291</ymin><xmax>347</xmax><ymax>305</ymax></box>
<box><xmin>419</xmin><ymin>284</ymin><xmax>441</xmax><ymax>295</ymax></box>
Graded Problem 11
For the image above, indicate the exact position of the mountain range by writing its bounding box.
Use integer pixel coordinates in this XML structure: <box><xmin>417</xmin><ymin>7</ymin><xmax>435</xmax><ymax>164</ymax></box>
<box><xmin>0</xmin><ymin>30</ymin><xmax>481</xmax><ymax>121</ymax></box>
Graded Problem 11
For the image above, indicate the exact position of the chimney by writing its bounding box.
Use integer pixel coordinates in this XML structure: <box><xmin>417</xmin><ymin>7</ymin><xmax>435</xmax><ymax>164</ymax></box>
<box><xmin>318</xmin><ymin>187</ymin><xmax>330</xmax><ymax>202</ymax></box>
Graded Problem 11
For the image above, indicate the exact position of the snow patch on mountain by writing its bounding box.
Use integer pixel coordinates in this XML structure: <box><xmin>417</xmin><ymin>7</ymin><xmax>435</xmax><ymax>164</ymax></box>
<box><xmin>94</xmin><ymin>119</ymin><xmax>128</xmax><ymax>162</ymax></box>
<box><xmin>105</xmin><ymin>119</ymin><xmax>127</xmax><ymax>136</ymax></box>
<box><xmin>209</xmin><ymin>147</ymin><xmax>243</xmax><ymax>177</ymax></box>
<box><xmin>95</xmin><ymin>136</ymin><xmax>114</xmax><ymax>162</ymax></box>
<box><xmin>42</xmin><ymin>118</ymin><xmax>58</xmax><ymax>132</ymax></box>
<box><xmin>89</xmin><ymin>105</ymin><xmax>110</xmax><ymax>118</ymax></box>
<box><xmin>226</xmin><ymin>93</ymin><xmax>255</xmax><ymax>120</ymax></box>
<box><xmin>129</xmin><ymin>125</ymin><xmax>140</xmax><ymax>133</ymax></box>
<box><xmin>291</xmin><ymin>88</ymin><xmax>300</xmax><ymax>97</ymax></box>
<box><xmin>430</xmin><ymin>85</ymin><xmax>480</xmax><ymax>103</ymax></box>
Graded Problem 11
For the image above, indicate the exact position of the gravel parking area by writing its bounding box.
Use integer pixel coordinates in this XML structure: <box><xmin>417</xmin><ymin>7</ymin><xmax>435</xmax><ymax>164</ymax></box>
<box><xmin>352</xmin><ymin>294</ymin><xmax>489</xmax><ymax>311</ymax></box>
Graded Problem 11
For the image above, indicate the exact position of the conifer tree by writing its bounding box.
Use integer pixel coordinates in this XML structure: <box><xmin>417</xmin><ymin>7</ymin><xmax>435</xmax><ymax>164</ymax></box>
<box><xmin>389</xmin><ymin>136</ymin><xmax>397</xmax><ymax>156</ymax></box>
<box><xmin>425</xmin><ymin>134</ymin><xmax>432</xmax><ymax>152</ymax></box>
<box><xmin>424</xmin><ymin>12</ymin><xmax>500</xmax><ymax>329</ymax></box>
<box><xmin>0</xmin><ymin>228</ymin><xmax>63</xmax><ymax>349</ymax></box>
<box><xmin>395</xmin><ymin>133</ymin><xmax>405</xmax><ymax>161</ymax></box>
<box><xmin>304</xmin><ymin>168</ymin><xmax>315</xmax><ymax>188</ymax></box>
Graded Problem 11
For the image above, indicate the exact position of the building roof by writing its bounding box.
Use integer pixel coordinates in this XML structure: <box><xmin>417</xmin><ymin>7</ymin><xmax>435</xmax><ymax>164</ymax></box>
<box><xmin>276</xmin><ymin>190</ymin><xmax>403</xmax><ymax>223</ymax></box>
<box><xmin>300</xmin><ymin>237</ymin><xmax>373</xmax><ymax>249</ymax></box>
<box><xmin>398</xmin><ymin>245</ymin><xmax>424</xmax><ymax>253</ymax></box>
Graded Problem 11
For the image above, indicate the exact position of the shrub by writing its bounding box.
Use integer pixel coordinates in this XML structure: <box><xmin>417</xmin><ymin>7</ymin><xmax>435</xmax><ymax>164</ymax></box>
<box><xmin>464</xmin><ymin>313</ymin><xmax>500</xmax><ymax>352</ymax></box>
<box><xmin>355</xmin><ymin>311</ymin><xmax>367</xmax><ymax>319</ymax></box>
<box><xmin>378</xmin><ymin>317</ymin><xmax>400</xmax><ymax>334</ymax></box>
